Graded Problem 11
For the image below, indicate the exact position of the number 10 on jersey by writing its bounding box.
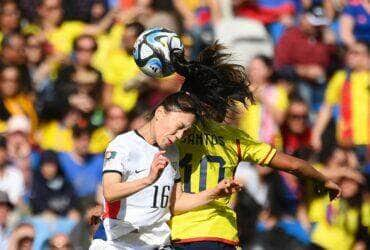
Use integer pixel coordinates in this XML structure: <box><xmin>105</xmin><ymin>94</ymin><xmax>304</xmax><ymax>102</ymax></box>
<box><xmin>180</xmin><ymin>153</ymin><xmax>226</xmax><ymax>193</ymax></box>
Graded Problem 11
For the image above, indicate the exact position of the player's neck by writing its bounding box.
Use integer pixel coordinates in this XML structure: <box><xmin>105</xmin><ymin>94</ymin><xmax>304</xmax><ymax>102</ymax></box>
<box><xmin>136</xmin><ymin>121</ymin><xmax>156</xmax><ymax>145</ymax></box>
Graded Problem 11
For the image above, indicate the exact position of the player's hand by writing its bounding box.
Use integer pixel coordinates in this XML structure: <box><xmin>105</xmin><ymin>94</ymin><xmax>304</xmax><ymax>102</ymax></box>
<box><xmin>87</xmin><ymin>205</ymin><xmax>104</xmax><ymax>226</ymax></box>
<box><xmin>214</xmin><ymin>179</ymin><xmax>243</xmax><ymax>198</ymax></box>
<box><xmin>147</xmin><ymin>151</ymin><xmax>169</xmax><ymax>184</ymax></box>
<box><xmin>324</xmin><ymin>180</ymin><xmax>341</xmax><ymax>201</ymax></box>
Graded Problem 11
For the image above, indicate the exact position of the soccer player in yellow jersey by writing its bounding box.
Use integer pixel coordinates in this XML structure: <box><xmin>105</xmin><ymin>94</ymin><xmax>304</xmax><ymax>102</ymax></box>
<box><xmin>170</xmin><ymin>120</ymin><xmax>275</xmax><ymax>247</ymax></box>
<box><xmin>169</xmin><ymin>118</ymin><xmax>341</xmax><ymax>249</ymax></box>
<box><xmin>168</xmin><ymin>44</ymin><xmax>341</xmax><ymax>249</ymax></box>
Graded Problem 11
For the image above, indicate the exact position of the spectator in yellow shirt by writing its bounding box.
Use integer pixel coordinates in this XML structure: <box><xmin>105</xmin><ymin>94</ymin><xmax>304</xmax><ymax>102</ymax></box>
<box><xmin>89</xmin><ymin>105</ymin><xmax>128</xmax><ymax>154</ymax></box>
<box><xmin>239</xmin><ymin>55</ymin><xmax>288</xmax><ymax>148</ymax></box>
<box><xmin>0</xmin><ymin>65</ymin><xmax>37</xmax><ymax>133</ymax></box>
<box><xmin>98</xmin><ymin>22</ymin><xmax>145</xmax><ymax>112</ymax></box>
<box><xmin>25</xmin><ymin>0</ymin><xmax>117</xmax><ymax>55</ymax></box>
<box><xmin>312</xmin><ymin>42</ymin><xmax>369</xmax><ymax>165</ymax></box>
<box><xmin>36</xmin><ymin>108</ymin><xmax>81</xmax><ymax>152</ymax></box>
<box><xmin>310</xmin><ymin>174</ymin><xmax>367</xmax><ymax>250</ymax></box>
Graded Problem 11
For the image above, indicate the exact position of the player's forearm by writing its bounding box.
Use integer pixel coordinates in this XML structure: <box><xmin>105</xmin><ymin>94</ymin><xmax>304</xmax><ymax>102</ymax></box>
<box><xmin>172</xmin><ymin>188</ymin><xmax>218</xmax><ymax>215</ymax></box>
<box><xmin>270</xmin><ymin>152</ymin><xmax>328</xmax><ymax>184</ymax></box>
<box><xmin>103</xmin><ymin>177</ymin><xmax>152</xmax><ymax>202</ymax></box>
<box><xmin>294</xmin><ymin>161</ymin><xmax>327</xmax><ymax>183</ymax></box>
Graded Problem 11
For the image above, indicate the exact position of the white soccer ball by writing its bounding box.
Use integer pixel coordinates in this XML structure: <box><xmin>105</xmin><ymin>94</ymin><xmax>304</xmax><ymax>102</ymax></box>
<box><xmin>133</xmin><ymin>27</ymin><xmax>184</xmax><ymax>78</ymax></box>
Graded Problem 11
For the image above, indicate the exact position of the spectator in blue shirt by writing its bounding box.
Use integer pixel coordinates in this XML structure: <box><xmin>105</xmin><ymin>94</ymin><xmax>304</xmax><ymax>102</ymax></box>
<box><xmin>57</xmin><ymin>126</ymin><xmax>103</xmax><ymax>211</ymax></box>
<box><xmin>30</xmin><ymin>150</ymin><xmax>78</xmax><ymax>217</ymax></box>
<box><xmin>340</xmin><ymin>0</ymin><xmax>370</xmax><ymax>46</ymax></box>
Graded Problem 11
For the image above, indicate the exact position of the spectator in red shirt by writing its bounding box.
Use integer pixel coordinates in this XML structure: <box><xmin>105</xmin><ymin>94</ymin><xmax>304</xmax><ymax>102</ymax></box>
<box><xmin>281</xmin><ymin>96</ymin><xmax>311</xmax><ymax>155</ymax></box>
<box><xmin>274</xmin><ymin>5</ymin><xmax>334</xmax><ymax>112</ymax></box>
<box><xmin>275</xmin><ymin>6</ymin><xmax>332</xmax><ymax>71</ymax></box>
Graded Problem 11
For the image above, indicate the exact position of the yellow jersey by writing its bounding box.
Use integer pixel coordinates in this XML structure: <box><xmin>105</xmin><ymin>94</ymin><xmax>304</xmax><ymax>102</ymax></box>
<box><xmin>170</xmin><ymin>120</ymin><xmax>277</xmax><ymax>245</ymax></box>
<box><xmin>24</xmin><ymin>21</ymin><xmax>85</xmax><ymax>55</ymax></box>
<box><xmin>324</xmin><ymin>70</ymin><xmax>369</xmax><ymax>145</ymax></box>
<box><xmin>238</xmin><ymin>85</ymin><xmax>288</xmax><ymax>148</ymax></box>
<box><xmin>89</xmin><ymin>126</ymin><xmax>113</xmax><ymax>154</ymax></box>
<box><xmin>98</xmin><ymin>48</ymin><xmax>139</xmax><ymax>112</ymax></box>
<box><xmin>36</xmin><ymin>120</ymin><xmax>73</xmax><ymax>152</ymax></box>
<box><xmin>93</xmin><ymin>23</ymin><xmax>125</xmax><ymax>69</ymax></box>
<box><xmin>309</xmin><ymin>196</ymin><xmax>361</xmax><ymax>250</ymax></box>
<box><xmin>3</xmin><ymin>94</ymin><xmax>38</xmax><ymax>133</ymax></box>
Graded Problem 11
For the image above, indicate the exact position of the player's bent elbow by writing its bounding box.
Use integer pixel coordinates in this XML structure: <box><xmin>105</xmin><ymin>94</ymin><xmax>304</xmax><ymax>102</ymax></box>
<box><xmin>171</xmin><ymin>205</ymin><xmax>187</xmax><ymax>216</ymax></box>
<box><xmin>103</xmin><ymin>188</ymin><xmax>117</xmax><ymax>202</ymax></box>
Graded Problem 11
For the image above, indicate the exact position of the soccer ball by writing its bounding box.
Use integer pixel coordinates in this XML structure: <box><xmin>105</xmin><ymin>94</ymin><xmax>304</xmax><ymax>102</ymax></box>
<box><xmin>133</xmin><ymin>27</ymin><xmax>184</xmax><ymax>78</ymax></box>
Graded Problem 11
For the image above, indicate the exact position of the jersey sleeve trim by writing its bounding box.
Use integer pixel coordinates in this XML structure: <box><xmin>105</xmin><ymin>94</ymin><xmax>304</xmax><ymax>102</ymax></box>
<box><xmin>172</xmin><ymin>237</ymin><xmax>239</xmax><ymax>246</ymax></box>
<box><xmin>236</xmin><ymin>139</ymin><xmax>242</xmax><ymax>163</ymax></box>
<box><xmin>103</xmin><ymin>170</ymin><xmax>123</xmax><ymax>176</ymax></box>
<box><xmin>260</xmin><ymin>147</ymin><xmax>277</xmax><ymax>166</ymax></box>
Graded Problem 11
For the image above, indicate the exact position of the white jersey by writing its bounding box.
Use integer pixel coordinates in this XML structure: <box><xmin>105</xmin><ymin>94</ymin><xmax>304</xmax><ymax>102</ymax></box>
<box><xmin>102</xmin><ymin>130</ymin><xmax>180</xmax><ymax>246</ymax></box>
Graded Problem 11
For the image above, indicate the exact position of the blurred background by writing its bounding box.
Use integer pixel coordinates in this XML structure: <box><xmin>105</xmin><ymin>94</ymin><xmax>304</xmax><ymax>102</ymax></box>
<box><xmin>0</xmin><ymin>0</ymin><xmax>368</xmax><ymax>249</ymax></box>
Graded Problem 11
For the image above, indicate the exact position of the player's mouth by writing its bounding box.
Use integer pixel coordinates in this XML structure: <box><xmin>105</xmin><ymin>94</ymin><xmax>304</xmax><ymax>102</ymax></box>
<box><xmin>167</xmin><ymin>139</ymin><xmax>173</xmax><ymax>145</ymax></box>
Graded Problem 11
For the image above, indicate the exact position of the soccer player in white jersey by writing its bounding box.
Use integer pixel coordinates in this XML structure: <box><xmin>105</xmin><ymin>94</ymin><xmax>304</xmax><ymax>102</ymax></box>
<box><xmin>94</xmin><ymin>92</ymin><xmax>243</xmax><ymax>250</ymax></box>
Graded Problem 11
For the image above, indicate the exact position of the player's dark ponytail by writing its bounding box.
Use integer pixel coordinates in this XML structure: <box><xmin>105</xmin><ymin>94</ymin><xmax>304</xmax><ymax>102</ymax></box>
<box><xmin>171</xmin><ymin>42</ymin><xmax>254</xmax><ymax>121</ymax></box>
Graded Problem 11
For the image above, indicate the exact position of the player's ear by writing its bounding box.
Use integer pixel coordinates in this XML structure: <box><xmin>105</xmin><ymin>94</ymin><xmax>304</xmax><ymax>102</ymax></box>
<box><xmin>154</xmin><ymin>106</ymin><xmax>166</xmax><ymax>121</ymax></box>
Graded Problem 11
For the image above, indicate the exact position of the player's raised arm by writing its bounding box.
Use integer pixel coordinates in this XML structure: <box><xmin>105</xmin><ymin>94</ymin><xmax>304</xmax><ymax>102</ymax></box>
<box><xmin>268</xmin><ymin>151</ymin><xmax>341</xmax><ymax>201</ymax></box>
<box><xmin>170</xmin><ymin>179</ymin><xmax>243</xmax><ymax>215</ymax></box>
<box><xmin>103</xmin><ymin>151</ymin><xmax>169</xmax><ymax>202</ymax></box>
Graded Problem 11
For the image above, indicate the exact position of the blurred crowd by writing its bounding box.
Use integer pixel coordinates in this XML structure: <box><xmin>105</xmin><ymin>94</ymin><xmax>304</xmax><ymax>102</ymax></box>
<box><xmin>0</xmin><ymin>0</ymin><xmax>368</xmax><ymax>249</ymax></box>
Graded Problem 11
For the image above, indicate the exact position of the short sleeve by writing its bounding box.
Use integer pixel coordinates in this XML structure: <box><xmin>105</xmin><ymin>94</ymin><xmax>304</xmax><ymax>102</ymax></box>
<box><xmin>102</xmin><ymin>140</ymin><xmax>128</xmax><ymax>176</ymax></box>
<box><xmin>239</xmin><ymin>132</ymin><xmax>277</xmax><ymax>166</ymax></box>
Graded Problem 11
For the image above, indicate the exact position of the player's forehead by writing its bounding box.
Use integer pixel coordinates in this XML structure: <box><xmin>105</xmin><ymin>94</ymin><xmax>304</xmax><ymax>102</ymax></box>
<box><xmin>166</xmin><ymin>111</ymin><xmax>195</xmax><ymax>126</ymax></box>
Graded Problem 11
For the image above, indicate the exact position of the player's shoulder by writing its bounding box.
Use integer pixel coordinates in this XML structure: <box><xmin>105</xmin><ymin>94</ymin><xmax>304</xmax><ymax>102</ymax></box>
<box><xmin>106</xmin><ymin>131</ymin><xmax>136</xmax><ymax>150</ymax></box>
<box><xmin>205</xmin><ymin>120</ymin><xmax>251</xmax><ymax>141</ymax></box>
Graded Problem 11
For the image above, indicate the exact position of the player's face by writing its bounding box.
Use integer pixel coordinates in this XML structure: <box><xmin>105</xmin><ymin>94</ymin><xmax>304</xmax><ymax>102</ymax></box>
<box><xmin>153</xmin><ymin>108</ymin><xmax>195</xmax><ymax>148</ymax></box>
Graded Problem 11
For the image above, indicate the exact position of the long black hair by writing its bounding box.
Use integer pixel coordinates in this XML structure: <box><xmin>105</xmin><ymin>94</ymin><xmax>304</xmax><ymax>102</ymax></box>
<box><xmin>149</xmin><ymin>42</ymin><xmax>254</xmax><ymax>124</ymax></box>
<box><xmin>171</xmin><ymin>42</ymin><xmax>254</xmax><ymax>121</ymax></box>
